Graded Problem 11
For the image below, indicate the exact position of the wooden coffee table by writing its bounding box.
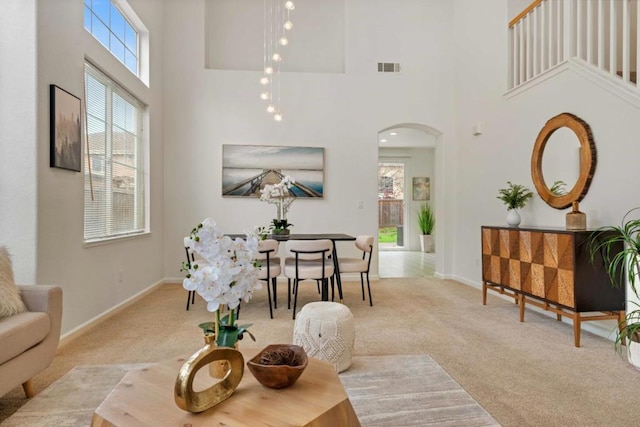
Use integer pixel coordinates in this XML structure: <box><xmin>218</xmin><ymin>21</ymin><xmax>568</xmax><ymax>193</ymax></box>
<box><xmin>91</xmin><ymin>347</ymin><xmax>360</xmax><ymax>426</ymax></box>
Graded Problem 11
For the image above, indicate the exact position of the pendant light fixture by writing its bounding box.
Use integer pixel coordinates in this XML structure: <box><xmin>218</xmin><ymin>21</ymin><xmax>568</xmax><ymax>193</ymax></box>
<box><xmin>260</xmin><ymin>0</ymin><xmax>295</xmax><ymax>121</ymax></box>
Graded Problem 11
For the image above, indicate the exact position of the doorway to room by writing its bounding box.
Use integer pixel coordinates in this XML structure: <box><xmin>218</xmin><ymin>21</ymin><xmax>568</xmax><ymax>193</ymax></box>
<box><xmin>377</xmin><ymin>124</ymin><xmax>439</xmax><ymax>279</ymax></box>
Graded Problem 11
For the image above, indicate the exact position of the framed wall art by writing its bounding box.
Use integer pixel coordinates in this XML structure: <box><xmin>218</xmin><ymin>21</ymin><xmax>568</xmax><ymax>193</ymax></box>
<box><xmin>50</xmin><ymin>84</ymin><xmax>82</xmax><ymax>172</ymax></box>
<box><xmin>222</xmin><ymin>145</ymin><xmax>324</xmax><ymax>198</ymax></box>
<box><xmin>412</xmin><ymin>177</ymin><xmax>430</xmax><ymax>201</ymax></box>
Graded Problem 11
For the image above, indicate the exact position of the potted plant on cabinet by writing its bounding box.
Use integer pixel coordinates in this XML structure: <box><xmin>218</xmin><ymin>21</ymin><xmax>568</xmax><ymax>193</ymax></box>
<box><xmin>496</xmin><ymin>181</ymin><xmax>533</xmax><ymax>227</ymax></box>
<box><xmin>417</xmin><ymin>202</ymin><xmax>435</xmax><ymax>253</ymax></box>
<box><xmin>589</xmin><ymin>208</ymin><xmax>640</xmax><ymax>369</ymax></box>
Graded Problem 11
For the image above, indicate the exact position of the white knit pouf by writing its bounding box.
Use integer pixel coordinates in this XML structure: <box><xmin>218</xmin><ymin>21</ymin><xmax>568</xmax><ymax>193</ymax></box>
<box><xmin>293</xmin><ymin>302</ymin><xmax>355</xmax><ymax>373</ymax></box>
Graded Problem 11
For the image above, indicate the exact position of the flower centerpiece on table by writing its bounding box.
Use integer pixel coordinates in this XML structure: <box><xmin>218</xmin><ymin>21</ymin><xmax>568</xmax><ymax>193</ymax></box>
<box><xmin>182</xmin><ymin>218</ymin><xmax>262</xmax><ymax>347</ymax></box>
<box><xmin>260</xmin><ymin>175</ymin><xmax>296</xmax><ymax>234</ymax></box>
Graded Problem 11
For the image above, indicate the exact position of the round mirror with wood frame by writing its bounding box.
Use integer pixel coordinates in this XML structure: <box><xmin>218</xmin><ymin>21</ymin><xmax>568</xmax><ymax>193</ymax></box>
<box><xmin>531</xmin><ymin>112</ymin><xmax>596</xmax><ymax>209</ymax></box>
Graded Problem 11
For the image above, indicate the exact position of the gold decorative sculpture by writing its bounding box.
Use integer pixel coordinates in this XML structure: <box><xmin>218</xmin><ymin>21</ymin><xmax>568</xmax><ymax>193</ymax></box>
<box><xmin>174</xmin><ymin>345</ymin><xmax>244</xmax><ymax>413</ymax></box>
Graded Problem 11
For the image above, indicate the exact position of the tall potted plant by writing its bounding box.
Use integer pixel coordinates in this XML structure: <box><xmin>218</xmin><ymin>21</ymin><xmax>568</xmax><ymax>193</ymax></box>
<box><xmin>589</xmin><ymin>208</ymin><xmax>640</xmax><ymax>369</ymax></box>
<box><xmin>417</xmin><ymin>202</ymin><xmax>435</xmax><ymax>253</ymax></box>
<box><xmin>497</xmin><ymin>181</ymin><xmax>533</xmax><ymax>227</ymax></box>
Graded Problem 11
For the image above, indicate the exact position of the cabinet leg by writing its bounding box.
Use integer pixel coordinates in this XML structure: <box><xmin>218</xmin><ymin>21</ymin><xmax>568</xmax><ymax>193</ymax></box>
<box><xmin>618</xmin><ymin>310</ymin><xmax>627</xmax><ymax>346</ymax></box>
<box><xmin>519</xmin><ymin>294</ymin><xmax>525</xmax><ymax>322</ymax></box>
<box><xmin>482</xmin><ymin>282</ymin><xmax>487</xmax><ymax>305</ymax></box>
<box><xmin>573</xmin><ymin>314</ymin><xmax>581</xmax><ymax>347</ymax></box>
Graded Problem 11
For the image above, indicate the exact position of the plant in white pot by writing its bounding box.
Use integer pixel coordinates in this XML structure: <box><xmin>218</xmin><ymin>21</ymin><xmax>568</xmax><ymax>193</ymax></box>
<box><xmin>497</xmin><ymin>181</ymin><xmax>533</xmax><ymax>227</ymax></box>
<box><xmin>589</xmin><ymin>208</ymin><xmax>640</xmax><ymax>369</ymax></box>
<box><xmin>417</xmin><ymin>202</ymin><xmax>435</xmax><ymax>253</ymax></box>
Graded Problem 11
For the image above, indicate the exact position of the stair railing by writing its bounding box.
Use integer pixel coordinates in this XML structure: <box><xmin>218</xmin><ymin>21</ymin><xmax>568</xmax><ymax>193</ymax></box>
<box><xmin>508</xmin><ymin>0</ymin><xmax>639</xmax><ymax>91</ymax></box>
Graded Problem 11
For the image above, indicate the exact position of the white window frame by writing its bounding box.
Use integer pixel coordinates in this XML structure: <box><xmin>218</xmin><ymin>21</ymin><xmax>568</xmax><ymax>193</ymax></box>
<box><xmin>83</xmin><ymin>0</ymin><xmax>141</xmax><ymax>78</ymax></box>
<box><xmin>84</xmin><ymin>62</ymin><xmax>146</xmax><ymax>243</ymax></box>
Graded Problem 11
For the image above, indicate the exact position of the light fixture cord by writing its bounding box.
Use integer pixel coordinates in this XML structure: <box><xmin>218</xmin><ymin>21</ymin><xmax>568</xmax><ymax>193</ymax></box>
<box><xmin>276</xmin><ymin>0</ymin><xmax>281</xmax><ymax>112</ymax></box>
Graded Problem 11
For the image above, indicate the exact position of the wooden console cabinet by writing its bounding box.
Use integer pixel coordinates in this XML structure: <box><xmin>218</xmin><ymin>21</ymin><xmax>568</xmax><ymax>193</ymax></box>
<box><xmin>481</xmin><ymin>225</ymin><xmax>625</xmax><ymax>347</ymax></box>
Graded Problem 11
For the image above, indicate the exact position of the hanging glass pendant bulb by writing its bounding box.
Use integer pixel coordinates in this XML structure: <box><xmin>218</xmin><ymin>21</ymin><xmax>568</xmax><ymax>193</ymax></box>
<box><xmin>265</xmin><ymin>66</ymin><xmax>274</xmax><ymax>75</ymax></box>
<box><xmin>279</xmin><ymin>36</ymin><xmax>288</xmax><ymax>46</ymax></box>
<box><xmin>272</xmin><ymin>53</ymin><xmax>282</xmax><ymax>62</ymax></box>
<box><xmin>260</xmin><ymin>91</ymin><xmax>270</xmax><ymax>100</ymax></box>
<box><xmin>274</xmin><ymin>111</ymin><xmax>283</xmax><ymax>121</ymax></box>
<box><xmin>285</xmin><ymin>1</ymin><xmax>295</xmax><ymax>11</ymax></box>
<box><xmin>284</xmin><ymin>20</ymin><xmax>293</xmax><ymax>30</ymax></box>
<box><xmin>260</xmin><ymin>76</ymin><xmax>270</xmax><ymax>85</ymax></box>
<box><xmin>266</xmin><ymin>104</ymin><xmax>276</xmax><ymax>114</ymax></box>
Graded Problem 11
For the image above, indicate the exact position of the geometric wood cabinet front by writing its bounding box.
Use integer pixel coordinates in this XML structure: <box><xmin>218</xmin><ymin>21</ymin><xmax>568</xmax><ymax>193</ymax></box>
<box><xmin>481</xmin><ymin>225</ymin><xmax>625</xmax><ymax>347</ymax></box>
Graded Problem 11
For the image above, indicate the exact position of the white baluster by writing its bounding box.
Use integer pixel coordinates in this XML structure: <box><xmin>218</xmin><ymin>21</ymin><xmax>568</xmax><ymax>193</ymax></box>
<box><xmin>511</xmin><ymin>25</ymin><xmax>518</xmax><ymax>88</ymax></box>
<box><xmin>526</xmin><ymin>15</ymin><xmax>533</xmax><ymax>79</ymax></box>
<box><xmin>623</xmin><ymin>0</ymin><xmax>630</xmax><ymax>83</ymax></box>
<box><xmin>542</xmin><ymin>0</ymin><xmax>548</xmax><ymax>71</ymax></box>
<box><xmin>610</xmin><ymin>0</ymin><xmax>617</xmax><ymax>77</ymax></box>
<box><xmin>576</xmin><ymin>0</ymin><xmax>583</xmax><ymax>59</ymax></box>
<box><xmin>564</xmin><ymin>0</ymin><xmax>576</xmax><ymax>59</ymax></box>
<box><xmin>597</xmin><ymin>0</ymin><xmax>604</xmax><ymax>69</ymax></box>
<box><xmin>549</xmin><ymin>0</ymin><xmax>556</xmax><ymax>66</ymax></box>
<box><xmin>520</xmin><ymin>21</ymin><xmax>525</xmax><ymax>84</ymax></box>
<box><xmin>533</xmin><ymin>5</ymin><xmax>539</xmax><ymax>76</ymax></box>
<box><xmin>557</xmin><ymin>0</ymin><xmax>563</xmax><ymax>64</ymax></box>
<box><xmin>508</xmin><ymin>27</ymin><xmax>515</xmax><ymax>89</ymax></box>
<box><xmin>587</xmin><ymin>0</ymin><xmax>593</xmax><ymax>64</ymax></box>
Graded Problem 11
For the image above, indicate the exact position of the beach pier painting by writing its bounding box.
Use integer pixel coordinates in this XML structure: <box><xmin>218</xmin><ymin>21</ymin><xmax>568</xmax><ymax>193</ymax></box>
<box><xmin>222</xmin><ymin>145</ymin><xmax>324</xmax><ymax>198</ymax></box>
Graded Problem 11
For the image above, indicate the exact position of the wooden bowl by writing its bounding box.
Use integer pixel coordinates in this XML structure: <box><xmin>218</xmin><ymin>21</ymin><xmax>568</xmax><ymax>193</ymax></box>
<box><xmin>247</xmin><ymin>344</ymin><xmax>308</xmax><ymax>389</ymax></box>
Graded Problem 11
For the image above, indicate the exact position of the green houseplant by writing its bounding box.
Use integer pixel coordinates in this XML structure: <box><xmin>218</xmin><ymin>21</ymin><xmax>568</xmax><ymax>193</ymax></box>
<box><xmin>417</xmin><ymin>202</ymin><xmax>435</xmax><ymax>252</ymax></box>
<box><xmin>497</xmin><ymin>181</ymin><xmax>533</xmax><ymax>227</ymax></box>
<box><xmin>589</xmin><ymin>208</ymin><xmax>640</xmax><ymax>367</ymax></box>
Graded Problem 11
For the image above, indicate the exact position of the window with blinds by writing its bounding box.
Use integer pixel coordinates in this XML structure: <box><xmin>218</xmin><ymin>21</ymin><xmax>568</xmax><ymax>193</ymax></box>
<box><xmin>84</xmin><ymin>62</ymin><xmax>145</xmax><ymax>242</ymax></box>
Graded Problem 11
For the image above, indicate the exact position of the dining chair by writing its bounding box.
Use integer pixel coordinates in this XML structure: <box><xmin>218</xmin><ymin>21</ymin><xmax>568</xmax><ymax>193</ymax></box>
<box><xmin>183</xmin><ymin>247</ymin><xmax>197</xmax><ymax>311</ymax></box>
<box><xmin>256</xmin><ymin>239</ymin><xmax>281</xmax><ymax>319</ymax></box>
<box><xmin>335</xmin><ymin>235</ymin><xmax>375</xmax><ymax>306</ymax></box>
<box><xmin>283</xmin><ymin>240</ymin><xmax>335</xmax><ymax>319</ymax></box>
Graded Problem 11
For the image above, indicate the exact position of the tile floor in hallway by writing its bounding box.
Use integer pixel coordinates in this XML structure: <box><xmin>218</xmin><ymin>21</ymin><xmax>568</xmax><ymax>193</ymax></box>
<box><xmin>378</xmin><ymin>250</ymin><xmax>435</xmax><ymax>278</ymax></box>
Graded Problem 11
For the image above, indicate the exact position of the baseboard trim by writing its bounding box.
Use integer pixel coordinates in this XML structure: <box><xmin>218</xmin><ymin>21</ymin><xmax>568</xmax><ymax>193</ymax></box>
<box><xmin>58</xmin><ymin>279</ymin><xmax>167</xmax><ymax>348</ymax></box>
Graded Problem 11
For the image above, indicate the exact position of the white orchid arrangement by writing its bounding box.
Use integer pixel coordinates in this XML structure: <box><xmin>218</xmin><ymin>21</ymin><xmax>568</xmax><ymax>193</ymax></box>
<box><xmin>259</xmin><ymin>175</ymin><xmax>296</xmax><ymax>232</ymax></box>
<box><xmin>182</xmin><ymin>218</ymin><xmax>262</xmax><ymax>347</ymax></box>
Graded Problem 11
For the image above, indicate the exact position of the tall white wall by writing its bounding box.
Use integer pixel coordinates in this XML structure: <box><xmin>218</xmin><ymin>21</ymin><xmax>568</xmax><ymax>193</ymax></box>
<box><xmin>29</xmin><ymin>0</ymin><xmax>164</xmax><ymax>335</ymax></box>
<box><xmin>452</xmin><ymin>0</ymin><xmax>640</xmax><ymax>336</ymax></box>
<box><xmin>0</xmin><ymin>0</ymin><xmax>37</xmax><ymax>283</ymax></box>
<box><xmin>163</xmin><ymin>0</ymin><xmax>456</xmax><ymax>279</ymax></box>
<box><xmin>7</xmin><ymin>0</ymin><xmax>635</xmax><ymax>338</ymax></box>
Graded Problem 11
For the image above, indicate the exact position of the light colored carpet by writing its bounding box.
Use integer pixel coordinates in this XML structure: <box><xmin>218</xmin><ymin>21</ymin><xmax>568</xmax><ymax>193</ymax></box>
<box><xmin>2</xmin><ymin>278</ymin><xmax>640</xmax><ymax>426</ymax></box>
<box><xmin>2</xmin><ymin>356</ymin><xmax>497</xmax><ymax>427</ymax></box>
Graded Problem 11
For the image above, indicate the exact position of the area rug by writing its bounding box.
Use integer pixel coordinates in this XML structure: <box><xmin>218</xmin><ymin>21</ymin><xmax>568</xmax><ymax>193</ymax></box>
<box><xmin>2</xmin><ymin>355</ymin><xmax>498</xmax><ymax>426</ymax></box>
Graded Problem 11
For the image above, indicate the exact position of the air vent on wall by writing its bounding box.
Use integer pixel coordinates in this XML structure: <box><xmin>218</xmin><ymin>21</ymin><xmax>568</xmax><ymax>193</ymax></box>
<box><xmin>377</xmin><ymin>62</ymin><xmax>401</xmax><ymax>73</ymax></box>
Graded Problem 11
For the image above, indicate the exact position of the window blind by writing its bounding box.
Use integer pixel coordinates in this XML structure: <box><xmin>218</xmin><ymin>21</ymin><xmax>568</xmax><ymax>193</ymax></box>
<box><xmin>84</xmin><ymin>62</ymin><xmax>145</xmax><ymax>242</ymax></box>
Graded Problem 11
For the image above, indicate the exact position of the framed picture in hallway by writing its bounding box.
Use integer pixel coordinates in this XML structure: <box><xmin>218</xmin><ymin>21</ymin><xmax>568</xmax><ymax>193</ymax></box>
<box><xmin>50</xmin><ymin>84</ymin><xmax>82</xmax><ymax>172</ymax></box>
<box><xmin>412</xmin><ymin>177</ymin><xmax>430</xmax><ymax>201</ymax></box>
<box><xmin>222</xmin><ymin>144</ymin><xmax>324</xmax><ymax>198</ymax></box>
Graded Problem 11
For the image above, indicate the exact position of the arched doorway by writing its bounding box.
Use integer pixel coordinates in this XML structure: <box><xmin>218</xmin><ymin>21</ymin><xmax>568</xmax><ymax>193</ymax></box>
<box><xmin>377</xmin><ymin>123</ymin><xmax>442</xmax><ymax>278</ymax></box>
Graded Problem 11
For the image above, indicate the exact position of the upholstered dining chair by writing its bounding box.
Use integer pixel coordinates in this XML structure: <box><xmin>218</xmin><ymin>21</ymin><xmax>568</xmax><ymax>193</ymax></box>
<box><xmin>283</xmin><ymin>239</ymin><xmax>335</xmax><ymax>319</ymax></box>
<box><xmin>256</xmin><ymin>239</ymin><xmax>281</xmax><ymax>319</ymax></box>
<box><xmin>183</xmin><ymin>247</ymin><xmax>197</xmax><ymax>311</ymax></box>
<box><xmin>336</xmin><ymin>235</ymin><xmax>375</xmax><ymax>306</ymax></box>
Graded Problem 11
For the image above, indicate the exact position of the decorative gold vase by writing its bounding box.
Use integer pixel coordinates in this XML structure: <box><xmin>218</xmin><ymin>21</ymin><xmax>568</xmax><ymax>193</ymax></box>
<box><xmin>204</xmin><ymin>334</ymin><xmax>238</xmax><ymax>379</ymax></box>
<box><xmin>174</xmin><ymin>340</ymin><xmax>244</xmax><ymax>413</ymax></box>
